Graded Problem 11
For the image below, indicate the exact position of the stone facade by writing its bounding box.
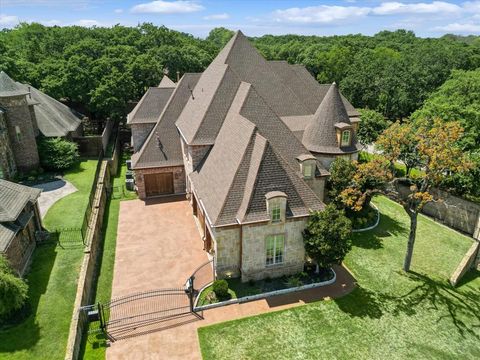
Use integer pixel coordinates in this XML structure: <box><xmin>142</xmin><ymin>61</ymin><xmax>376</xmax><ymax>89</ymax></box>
<box><xmin>315</xmin><ymin>151</ymin><xmax>359</xmax><ymax>170</ymax></box>
<box><xmin>131</xmin><ymin>123</ymin><xmax>155</xmax><ymax>152</ymax></box>
<box><xmin>0</xmin><ymin>111</ymin><xmax>17</xmax><ymax>179</ymax></box>
<box><xmin>181</xmin><ymin>138</ymin><xmax>212</xmax><ymax>192</ymax></box>
<box><xmin>211</xmin><ymin>225</ymin><xmax>241</xmax><ymax>278</ymax></box>
<box><xmin>0</xmin><ymin>95</ymin><xmax>39</xmax><ymax>173</ymax></box>
<box><xmin>305</xmin><ymin>177</ymin><xmax>326</xmax><ymax>202</ymax></box>
<box><xmin>135</xmin><ymin>166</ymin><xmax>186</xmax><ymax>199</ymax></box>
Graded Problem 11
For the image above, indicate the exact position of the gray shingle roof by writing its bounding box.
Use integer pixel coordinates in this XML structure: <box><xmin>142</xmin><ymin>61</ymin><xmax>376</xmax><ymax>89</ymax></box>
<box><xmin>0</xmin><ymin>71</ymin><xmax>29</xmax><ymax>97</ymax></box>
<box><xmin>302</xmin><ymin>83</ymin><xmax>361</xmax><ymax>154</ymax></box>
<box><xmin>0</xmin><ymin>223</ymin><xmax>19</xmax><ymax>252</ymax></box>
<box><xmin>190</xmin><ymin>82</ymin><xmax>324</xmax><ymax>227</ymax></box>
<box><xmin>131</xmin><ymin>73</ymin><xmax>201</xmax><ymax>169</ymax></box>
<box><xmin>127</xmin><ymin>87</ymin><xmax>175</xmax><ymax>125</ymax></box>
<box><xmin>16</xmin><ymin>83</ymin><xmax>83</xmax><ymax>137</ymax></box>
<box><xmin>0</xmin><ymin>179</ymin><xmax>41</xmax><ymax>222</ymax></box>
<box><xmin>158</xmin><ymin>75</ymin><xmax>176</xmax><ymax>88</ymax></box>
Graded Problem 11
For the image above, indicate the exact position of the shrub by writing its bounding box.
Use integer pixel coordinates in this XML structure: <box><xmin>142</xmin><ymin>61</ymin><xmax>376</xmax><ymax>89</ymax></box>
<box><xmin>38</xmin><ymin>137</ymin><xmax>79</xmax><ymax>171</ymax></box>
<box><xmin>0</xmin><ymin>256</ymin><xmax>28</xmax><ymax>321</ymax></box>
<box><xmin>212</xmin><ymin>280</ymin><xmax>229</xmax><ymax>299</ymax></box>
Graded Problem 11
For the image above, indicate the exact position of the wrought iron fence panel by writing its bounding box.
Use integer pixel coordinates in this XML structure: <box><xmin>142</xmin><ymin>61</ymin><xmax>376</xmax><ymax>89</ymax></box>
<box><xmin>189</xmin><ymin>259</ymin><xmax>215</xmax><ymax>300</ymax></box>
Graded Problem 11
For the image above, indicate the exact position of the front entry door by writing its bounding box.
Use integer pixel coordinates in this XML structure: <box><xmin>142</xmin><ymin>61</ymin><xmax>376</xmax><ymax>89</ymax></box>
<box><xmin>144</xmin><ymin>173</ymin><xmax>174</xmax><ymax>197</ymax></box>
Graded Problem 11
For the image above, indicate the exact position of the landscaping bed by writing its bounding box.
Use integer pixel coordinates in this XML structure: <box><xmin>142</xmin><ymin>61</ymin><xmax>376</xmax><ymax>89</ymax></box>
<box><xmin>197</xmin><ymin>266</ymin><xmax>334</xmax><ymax>307</ymax></box>
<box><xmin>347</xmin><ymin>203</ymin><xmax>378</xmax><ymax>230</ymax></box>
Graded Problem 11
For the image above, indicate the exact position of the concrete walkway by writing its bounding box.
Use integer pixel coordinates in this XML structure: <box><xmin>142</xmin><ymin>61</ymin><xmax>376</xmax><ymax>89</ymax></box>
<box><xmin>106</xmin><ymin>198</ymin><xmax>356</xmax><ymax>360</ymax></box>
<box><xmin>33</xmin><ymin>179</ymin><xmax>77</xmax><ymax>218</ymax></box>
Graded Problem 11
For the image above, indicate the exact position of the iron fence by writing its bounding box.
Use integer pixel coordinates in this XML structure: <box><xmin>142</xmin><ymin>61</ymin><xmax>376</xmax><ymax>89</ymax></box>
<box><xmin>189</xmin><ymin>259</ymin><xmax>215</xmax><ymax>301</ymax></box>
<box><xmin>37</xmin><ymin>227</ymin><xmax>85</xmax><ymax>247</ymax></box>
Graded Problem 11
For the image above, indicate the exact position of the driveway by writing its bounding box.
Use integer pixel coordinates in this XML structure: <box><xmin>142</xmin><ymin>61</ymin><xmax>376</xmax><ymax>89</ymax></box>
<box><xmin>33</xmin><ymin>179</ymin><xmax>77</xmax><ymax>218</ymax></box>
<box><xmin>107</xmin><ymin>197</ymin><xmax>356</xmax><ymax>360</ymax></box>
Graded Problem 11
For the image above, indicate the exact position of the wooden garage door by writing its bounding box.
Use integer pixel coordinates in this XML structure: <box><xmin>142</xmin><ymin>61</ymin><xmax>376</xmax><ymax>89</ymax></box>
<box><xmin>144</xmin><ymin>173</ymin><xmax>174</xmax><ymax>197</ymax></box>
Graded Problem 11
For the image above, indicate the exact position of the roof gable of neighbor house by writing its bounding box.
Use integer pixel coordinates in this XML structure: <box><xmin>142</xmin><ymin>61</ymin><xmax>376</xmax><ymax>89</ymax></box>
<box><xmin>127</xmin><ymin>86</ymin><xmax>175</xmax><ymax>125</ymax></box>
<box><xmin>16</xmin><ymin>83</ymin><xmax>83</xmax><ymax>137</ymax></box>
<box><xmin>0</xmin><ymin>71</ymin><xmax>29</xmax><ymax>97</ymax></box>
<box><xmin>131</xmin><ymin>73</ymin><xmax>201</xmax><ymax>169</ymax></box>
<box><xmin>158</xmin><ymin>75</ymin><xmax>176</xmax><ymax>88</ymax></box>
<box><xmin>0</xmin><ymin>179</ymin><xmax>41</xmax><ymax>222</ymax></box>
<box><xmin>302</xmin><ymin>82</ymin><xmax>361</xmax><ymax>155</ymax></box>
<box><xmin>176</xmin><ymin>31</ymin><xmax>312</xmax><ymax>146</ymax></box>
<box><xmin>190</xmin><ymin>83</ymin><xmax>324</xmax><ymax>227</ymax></box>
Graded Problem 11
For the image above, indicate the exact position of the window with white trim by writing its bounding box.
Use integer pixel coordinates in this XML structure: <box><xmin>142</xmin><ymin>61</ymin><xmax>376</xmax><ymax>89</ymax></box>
<box><xmin>303</xmin><ymin>164</ymin><xmax>313</xmax><ymax>178</ymax></box>
<box><xmin>266</xmin><ymin>234</ymin><xmax>285</xmax><ymax>266</ymax></box>
<box><xmin>341</xmin><ymin>130</ymin><xmax>351</xmax><ymax>146</ymax></box>
<box><xmin>271</xmin><ymin>202</ymin><xmax>281</xmax><ymax>222</ymax></box>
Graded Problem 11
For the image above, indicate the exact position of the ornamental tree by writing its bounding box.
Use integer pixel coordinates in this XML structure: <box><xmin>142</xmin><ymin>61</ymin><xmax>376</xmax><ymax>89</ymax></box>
<box><xmin>0</xmin><ymin>256</ymin><xmax>28</xmax><ymax>320</ymax></box>
<box><xmin>342</xmin><ymin>119</ymin><xmax>471</xmax><ymax>272</ymax></box>
<box><xmin>303</xmin><ymin>205</ymin><xmax>352</xmax><ymax>273</ymax></box>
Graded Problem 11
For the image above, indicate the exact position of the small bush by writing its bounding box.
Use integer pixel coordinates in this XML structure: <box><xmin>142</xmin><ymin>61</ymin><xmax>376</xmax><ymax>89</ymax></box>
<box><xmin>38</xmin><ymin>137</ymin><xmax>79</xmax><ymax>171</ymax></box>
<box><xmin>0</xmin><ymin>256</ymin><xmax>28</xmax><ymax>321</ymax></box>
<box><xmin>212</xmin><ymin>280</ymin><xmax>229</xmax><ymax>299</ymax></box>
<box><xmin>285</xmin><ymin>275</ymin><xmax>303</xmax><ymax>288</ymax></box>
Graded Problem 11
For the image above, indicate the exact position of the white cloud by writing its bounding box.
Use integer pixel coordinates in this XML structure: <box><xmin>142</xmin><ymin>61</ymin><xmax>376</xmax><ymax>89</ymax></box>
<box><xmin>114</xmin><ymin>9</ymin><xmax>124</xmax><ymax>14</ymax></box>
<box><xmin>372</xmin><ymin>1</ymin><xmax>462</xmax><ymax>15</ymax></box>
<box><xmin>41</xmin><ymin>19</ymin><xmax>62</xmax><ymax>26</ymax></box>
<box><xmin>131</xmin><ymin>1</ymin><xmax>204</xmax><ymax>14</ymax></box>
<box><xmin>433</xmin><ymin>22</ymin><xmax>480</xmax><ymax>32</ymax></box>
<box><xmin>273</xmin><ymin>5</ymin><xmax>370</xmax><ymax>24</ymax></box>
<box><xmin>0</xmin><ymin>14</ymin><xmax>19</xmax><ymax>26</ymax></box>
<box><xmin>203</xmin><ymin>13</ymin><xmax>229</xmax><ymax>20</ymax></box>
<box><xmin>74</xmin><ymin>19</ymin><xmax>105</xmax><ymax>27</ymax></box>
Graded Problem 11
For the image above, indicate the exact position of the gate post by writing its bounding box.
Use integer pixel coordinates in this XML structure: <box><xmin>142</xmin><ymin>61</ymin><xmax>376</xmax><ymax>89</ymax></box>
<box><xmin>98</xmin><ymin>302</ymin><xmax>105</xmax><ymax>332</ymax></box>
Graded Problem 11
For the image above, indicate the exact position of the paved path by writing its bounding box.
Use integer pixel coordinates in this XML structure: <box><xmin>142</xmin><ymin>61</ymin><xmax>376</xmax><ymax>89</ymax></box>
<box><xmin>107</xmin><ymin>198</ymin><xmax>356</xmax><ymax>360</ymax></box>
<box><xmin>33</xmin><ymin>179</ymin><xmax>77</xmax><ymax>218</ymax></box>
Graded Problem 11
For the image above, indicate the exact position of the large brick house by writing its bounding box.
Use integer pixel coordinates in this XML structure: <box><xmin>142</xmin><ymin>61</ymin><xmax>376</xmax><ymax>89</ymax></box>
<box><xmin>0</xmin><ymin>71</ymin><xmax>83</xmax><ymax>180</ymax></box>
<box><xmin>0</xmin><ymin>179</ymin><xmax>42</xmax><ymax>276</ymax></box>
<box><xmin>129</xmin><ymin>31</ymin><xmax>360</xmax><ymax>281</ymax></box>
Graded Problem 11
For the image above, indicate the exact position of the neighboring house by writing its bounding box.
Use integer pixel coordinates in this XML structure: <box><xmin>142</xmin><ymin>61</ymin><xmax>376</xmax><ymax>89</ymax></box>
<box><xmin>0</xmin><ymin>179</ymin><xmax>42</xmax><ymax>276</ymax></box>
<box><xmin>129</xmin><ymin>31</ymin><xmax>361</xmax><ymax>281</ymax></box>
<box><xmin>0</xmin><ymin>71</ymin><xmax>84</xmax><ymax>179</ymax></box>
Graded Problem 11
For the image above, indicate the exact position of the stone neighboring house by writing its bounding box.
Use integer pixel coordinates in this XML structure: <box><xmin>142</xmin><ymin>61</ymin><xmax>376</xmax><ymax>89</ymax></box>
<box><xmin>0</xmin><ymin>179</ymin><xmax>42</xmax><ymax>276</ymax></box>
<box><xmin>0</xmin><ymin>71</ymin><xmax>84</xmax><ymax>179</ymax></box>
<box><xmin>129</xmin><ymin>31</ymin><xmax>361</xmax><ymax>281</ymax></box>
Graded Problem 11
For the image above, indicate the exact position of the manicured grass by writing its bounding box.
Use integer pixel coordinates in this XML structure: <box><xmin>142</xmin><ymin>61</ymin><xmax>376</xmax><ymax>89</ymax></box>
<box><xmin>198</xmin><ymin>196</ymin><xmax>479</xmax><ymax>360</ymax></box>
<box><xmin>0</xmin><ymin>159</ymin><xmax>98</xmax><ymax>360</ymax></box>
<box><xmin>81</xmin><ymin>154</ymin><xmax>136</xmax><ymax>360</ymax></box>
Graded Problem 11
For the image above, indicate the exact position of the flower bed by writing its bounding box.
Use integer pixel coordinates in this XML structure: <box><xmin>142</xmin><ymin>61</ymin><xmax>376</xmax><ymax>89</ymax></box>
<box><xmin>347</xmin><ymin>203</ymin><xmax>379</xmax><ymax>231</ymax></box>
<box><xmin>197</xmin><ymin>265</ymin><xmax>335</xmax><ymax>307</ymax></box>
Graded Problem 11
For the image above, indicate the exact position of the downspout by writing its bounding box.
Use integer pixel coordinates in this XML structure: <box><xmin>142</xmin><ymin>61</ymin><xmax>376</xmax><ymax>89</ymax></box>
<box><xmin>236</xmin><ymin>218</ymin><xmax>243</xmax><ymax>276</ymax></box>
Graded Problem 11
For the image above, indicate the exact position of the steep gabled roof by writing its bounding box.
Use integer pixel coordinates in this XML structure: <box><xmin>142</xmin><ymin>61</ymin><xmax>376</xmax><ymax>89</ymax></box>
<box><xmin>158</xmin><ymin>75</ymin><xmax>176</xmax><ymax>88</ymax></box>
<box><xmin>0</xmin><ymin>71</ymin><xmax>29</xmax><ymax>97</ymax></box>
<box><xmin>16</xmin><ymin>83</ymin><xmax>82</xmax><ymax>137</ymax></box>
<box><xmin>127</xmin><ymin>87</ymin><xmax>175</xmax><ymax>125</ymax></box>
<box><xmin>0</xmin><ymin>179</ymin><xmax>41</xmax><ymax>222</ymax></box>
<box><xmin>131</xmin><ymin>73</ymin><xmax>201</xmax><ymax>169</ymax></box>
<box><xmin>190</xmin><ymin>83</ymin><xmax>324</xmax><ymax>227</ymax></box>
<box><xmin>302</xmin><ymin>83</ymin><xmax>361</xmax><ymax>154</ymax></box>
<box><xmin>176</xmin><ymin>31</ymin><xmax>312</xmax><ymax>145</ymax></box>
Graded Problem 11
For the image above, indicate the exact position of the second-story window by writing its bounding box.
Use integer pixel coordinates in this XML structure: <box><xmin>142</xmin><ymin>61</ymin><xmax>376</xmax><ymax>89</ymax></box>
<box><xmin>303</xmin><ymin>164</ymin><xmax>313</xmax><ymax>178</ymax></box>
<box><xmin>271</xmin><ymin>203</ymin><xmax>281</xmax><ymax>222</ymax></box>
<box><xmin>341</xmin><ymin>130</ymin><xmax>351</xmax><ymax>146</ymax></box>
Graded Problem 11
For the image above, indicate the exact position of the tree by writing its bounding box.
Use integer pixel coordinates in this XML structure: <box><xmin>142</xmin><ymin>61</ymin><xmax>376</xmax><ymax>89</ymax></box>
<box><xmin>37</xmin><ymin>137</ymin><xmax>79</xmax><ymax>171</ymax></box>
<box><xmin>342</xmin><ymin>119</ymin><xmax>471</xmax><ymax>272</ymax></box>
<box><xmin>303</xmin><ymin>205</ymin><xmax>352</xmax><ymax>273</ymax></box>
<box><xmin>0</xmin><ymin>256</ymin><xmax>28</xmax><ymax>320</ymax></box>
<box><xmin>357</xmin><ymin>109</ymin><xmax>391</xmax><ymax>145</ymax></box>
<box><xmin>327</xmin><ymin>157</ymin><xmax>356</xmax><ymax>207</ymax></box>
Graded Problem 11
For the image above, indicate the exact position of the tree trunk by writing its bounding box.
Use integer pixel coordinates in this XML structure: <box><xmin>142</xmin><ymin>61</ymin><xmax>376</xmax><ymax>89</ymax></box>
<box><xmin>403</xmin><ymin>211</ymin><xmax>418</xmax><ymax>272</ymax></box>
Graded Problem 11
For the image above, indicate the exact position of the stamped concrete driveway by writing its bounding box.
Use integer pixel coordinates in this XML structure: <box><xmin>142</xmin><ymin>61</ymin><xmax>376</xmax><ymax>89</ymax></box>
<box><xmin>110</xmin><ymin>196</ymin><xmax>209</xmax><ymax>298</ymax></box>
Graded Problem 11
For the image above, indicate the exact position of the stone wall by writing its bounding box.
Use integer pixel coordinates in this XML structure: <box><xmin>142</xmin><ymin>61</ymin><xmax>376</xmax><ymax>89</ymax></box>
<box><xmin>212</xmin><ymin>225</ymin><xmax>241</xmax><ymax>278</ymax></box>
<box><xmin>0</xmin><ymin>95</ymin><xmax>39</xmax><ymax>172</ymax></box>
<box><xmin>305</xmin><ymin>177</ymin><xmax>326</xmax><ymax>201</ymax></box>
<box><xmin>0</xmin><ymin>111</ymin><xmax>17</xmax><ymax>179</ymax></box>
<box><xmin>315</xmin><ymin>151</ymin><xmax>359</xmax><ymax>170</ymax></box>
<box><xmin>181</xmin><ymin>138</ymin><xmax>211</xmax><ymax>191</ymax></box>
<box><xmin>130</xmin><ymin>123</ymin><xmax>154</xmax><ymax>152</ymax></box>
<box><xmin>135</xmin><ymin>166</ymin><xmax>186</xmax><ymax>199</ymax></box>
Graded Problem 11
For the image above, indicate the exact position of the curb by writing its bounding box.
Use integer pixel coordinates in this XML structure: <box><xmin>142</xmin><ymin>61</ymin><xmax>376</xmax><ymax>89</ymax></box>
<box><xmin>352</xmin><ymin>203</ymin><xmax>380</xmax><ymax>233</ymax></box>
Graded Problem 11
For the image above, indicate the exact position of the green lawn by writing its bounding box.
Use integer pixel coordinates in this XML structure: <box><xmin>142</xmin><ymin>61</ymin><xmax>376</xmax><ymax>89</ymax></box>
<box><xmin>198</xmin><ymin>196</ymin><xmax>479</xmax><ymax>360</ymax></box>
<box><xmin>81</xmin><ymin>154</ymin><xmax>136</xmax><ymax>360</ymax></box>
<box><xmin>0</xmin><ymin>159</ymin><xmax>97</xmax><ymax>360</ymax></box>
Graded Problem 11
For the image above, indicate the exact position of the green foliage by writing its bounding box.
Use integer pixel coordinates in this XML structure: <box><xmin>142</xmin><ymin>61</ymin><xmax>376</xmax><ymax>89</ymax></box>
<box><xmin>327</xmin><ymin>158</ymin><xmax>356</xmax><ymax>206</ymax></box>
<box><xmin>0</xmin><ymin>256</ymin><xmax>28</xmax><ymax>321</ymax></box>
<box><xmin>303</xmin><ymin>205</ymin><xmax>352</xmax><ymax>269</ymax></box>
<box><xmin>357</xmin><ymin>109</ymin><xmax>390</xmax><ymax>144</ymax></box>
<box><xmin>37</xmin><ymin>137</ymin><xmax>79</xmax><ymax>171</ymax></box>
<box><xmin>207</xmin><ymin>27</ymin><xmax>234</xmax><ymax>49</ymax></box>
<box><xmin>212</xmin><ymin>280</ymin><xmax>229</xmax><ymax>299</ymax></box>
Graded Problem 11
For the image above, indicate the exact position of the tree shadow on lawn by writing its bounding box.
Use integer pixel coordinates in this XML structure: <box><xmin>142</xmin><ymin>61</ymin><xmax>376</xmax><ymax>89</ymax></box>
<box><xmin>352</xmin><ymin>212</ymin><xmax>406</xmax><ymax>250</ymax></box>
<box><xmin>0</xmin><ymin>243</ymin><xmax>57</xmax><ymax>353</ymax></box>
<box><xmin>334</xmin><ymin>271</ymin><xmax>480</xmax><ymax>340</ymax></box>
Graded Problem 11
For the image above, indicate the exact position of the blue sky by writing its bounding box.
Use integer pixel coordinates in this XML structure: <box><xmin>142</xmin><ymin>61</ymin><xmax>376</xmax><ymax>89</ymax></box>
<box><xmin>1</xmin><ymin>0</ymin><xmax>479</xmax><ymax>37</ymax></box>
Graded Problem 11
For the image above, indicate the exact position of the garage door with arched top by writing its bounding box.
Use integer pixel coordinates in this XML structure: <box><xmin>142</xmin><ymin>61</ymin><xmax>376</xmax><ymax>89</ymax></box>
<box><xmin>144</xmin><ymin>172</ymin><xmax>174</xmax><ymax>197</ymax></box>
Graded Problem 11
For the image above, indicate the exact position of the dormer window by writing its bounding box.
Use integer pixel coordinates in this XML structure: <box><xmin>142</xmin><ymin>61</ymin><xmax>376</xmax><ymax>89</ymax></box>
<box><xmin>341</xmin><ymin>130</ymin><xmax>351</xmax><ymax>147</ymax></box>
<box><xmin>303</xmin><ymin>163</ymin><xmax>312</xmax><ymax>178</ymax></box>
<box><xmin>296</xmin><ymin>154</ymin><xmax>316</xmax><ymax>180</ymax></box>
<box><xmin>265</xmin><ymin>191</ymin><xmax>287</xmax><ymax>224</ymax></box>
<box><xmin>271</xmin><ymin>203</ymin><xmax>281</xmax><ymax>222</ymax></box>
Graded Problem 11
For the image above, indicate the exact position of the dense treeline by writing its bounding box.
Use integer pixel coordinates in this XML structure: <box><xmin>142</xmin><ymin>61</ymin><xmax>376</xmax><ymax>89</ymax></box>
<box><xmin>1</xmin><ymin>24</ymin><xmax>479</xmax><ymax>123</ymax></box>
